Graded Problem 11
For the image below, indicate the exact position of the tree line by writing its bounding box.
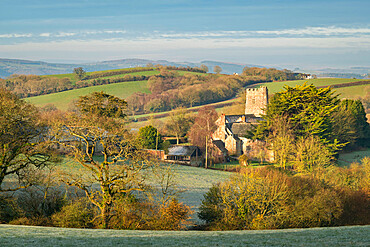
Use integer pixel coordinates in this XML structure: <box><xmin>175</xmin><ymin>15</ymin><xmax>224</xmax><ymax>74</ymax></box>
<box><xmin>0</xmin><ymin>66</ymin><xmax>206</xmax><ymax>99</ymax></box>
<box><xmin>242</xmin><ymin>67</ymin><xmax>305</xmax><ymax>81</ymax></box>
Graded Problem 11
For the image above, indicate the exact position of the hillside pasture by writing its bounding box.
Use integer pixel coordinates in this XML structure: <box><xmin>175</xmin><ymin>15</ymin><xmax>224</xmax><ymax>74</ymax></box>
<box><xmin>83</xmin><ymin>70</ymin><xmax>159</xmax><ymax>82</ymax></box>
<box><xmin>26</xmin><ymin>80</ymin><xmax>150</xmax><ymax>111</ymax></box>
<box><xmin>29</xmin><ymin>70</ymin><xmax>207</xmax><ymax>110</ymax></box>
<box><xmin>43</xmin><ymin>67</ymin><xmax>157</xmax><ymax>83</ymax></box>
<box><xmin>250</xmin><ymin>78</ymin><xmax>370</xmax><ymax>98</ymax></box>
<box><xmin>0</xmin><ymin>224</ymin><xmax>368</xmax><ymax>247</ymax></box>
<box><xmin>333</xmin><ymin>84</ymin><xmax>370</xmax><ymax>99</ymax></box>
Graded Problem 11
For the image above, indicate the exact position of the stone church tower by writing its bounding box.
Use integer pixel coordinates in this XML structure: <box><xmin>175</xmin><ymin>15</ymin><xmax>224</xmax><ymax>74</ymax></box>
<box><xmin>245</xmin><ymin>86</ymin><xmax>268</xmax><ymax>117</ymax></box>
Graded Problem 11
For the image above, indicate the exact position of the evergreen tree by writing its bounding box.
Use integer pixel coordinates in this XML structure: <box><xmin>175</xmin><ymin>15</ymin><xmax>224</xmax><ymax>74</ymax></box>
<box><xmin>137</xmin><ymin>125</ymin><xmax>163</xmax><ymax>149</ymax></box>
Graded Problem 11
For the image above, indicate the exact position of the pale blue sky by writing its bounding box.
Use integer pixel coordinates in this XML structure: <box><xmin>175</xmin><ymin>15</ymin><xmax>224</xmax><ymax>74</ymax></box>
<box><xmin>0</xmin><ymin>0</ymin><xmax>369</xmax><ymax>68</ymax></box>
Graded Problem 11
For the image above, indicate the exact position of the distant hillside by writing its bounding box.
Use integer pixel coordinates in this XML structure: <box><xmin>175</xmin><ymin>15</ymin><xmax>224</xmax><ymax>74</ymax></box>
<box><xmin>0</xmin><ymin>58</ymin><xmax>261</xmax><ymax>78</ymax></box>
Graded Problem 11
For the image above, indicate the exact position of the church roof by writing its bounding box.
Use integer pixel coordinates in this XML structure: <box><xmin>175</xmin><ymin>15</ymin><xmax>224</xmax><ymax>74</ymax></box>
<box><xmin>229</xmin><ymin>122</ymin><xmax>253</xmax><ymax>136</ymax></box>
<box><xmin>225</xmin><ymin>114</ymin><xmax>263</xmax><ymax>124</ymax></box>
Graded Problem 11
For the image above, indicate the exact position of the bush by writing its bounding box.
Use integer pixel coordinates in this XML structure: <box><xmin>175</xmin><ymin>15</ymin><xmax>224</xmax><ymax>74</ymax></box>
<box><xmin>52</xmin><ymin>197</ymin><xmax>96</xmax><ymax>228</ymax></box>
<box><xmin>198</xmin><ymin>166</ymin><xmax>370</xmax><ymax>230</ymax></box>
<box><xmin>0</xmin><ymin>195</ymin><xmax>22</xmax><ymax>223</ymax></box>
<box><xmin>109</xmin><ymin>195</ymin><xmax>143</xmax><ymax>230</ymax></box>
<box><xmin>147</xmin><ymin>199</ymin><xmax>192</xmax><ymax>230</ymax></box>
<box><xmin>16</xmin><ymin>187</ymin><xmax>66</xmax><ymax>219</ymax></box>
<box><xmin>9</xmin><ymin>216</ymin><xmax>51</xmax><ymax>226</ymax></box>
<box><xmin>110</xmin><ymin>196</ymin><xmax>192</xmax><ymax>230</ymax></box>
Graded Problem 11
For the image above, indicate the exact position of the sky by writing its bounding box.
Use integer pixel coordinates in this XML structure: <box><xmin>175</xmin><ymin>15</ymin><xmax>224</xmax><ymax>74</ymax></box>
<box><xmin>0</xmin><ymin>0</ymin><xmax>369</xmax><ymax>69</ymax></box>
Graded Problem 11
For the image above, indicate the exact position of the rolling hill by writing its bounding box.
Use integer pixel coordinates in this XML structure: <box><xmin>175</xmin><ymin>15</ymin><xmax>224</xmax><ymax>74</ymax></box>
<box><xmin>25</xmin><ymin>70</ymin><xmax>370</xmax><ymax>116</ymax></box>
<box><xmin>0</xmin><ymin>58</ymin><xmax>262</xmax><ymax>78</ymax></box>
<box><xmin>25</xmin><ymin>68</ymin><xmax>208</xmax><ymax>110</ymax></box>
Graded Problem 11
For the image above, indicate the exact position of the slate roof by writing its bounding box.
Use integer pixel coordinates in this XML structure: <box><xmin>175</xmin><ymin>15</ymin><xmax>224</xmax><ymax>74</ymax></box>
<box><xmin>225</xmin><ymin>114</ymin><xmax>263</xmax><ymax>124</ymax></box>
<box><xmin>167</xmin><ymin>145</ymin><xmax>198</xmax><ymax>156</ymax></box>
<box><xmin>212</xmin><ymin>140</ymin><xmax>228</xmax><ymax>154</ymax></box>
<box><xmin>230</xmin><ymin>123</ymin><xmax>253</xmax><ymax>136</ymax></box>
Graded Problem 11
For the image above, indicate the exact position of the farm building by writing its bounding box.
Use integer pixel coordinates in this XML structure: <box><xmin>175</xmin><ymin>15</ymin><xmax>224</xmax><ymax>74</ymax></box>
<box><xmin>164</xmin><ymin>145</ymin><xmax>202</xmax><ymax>166</ymax></box>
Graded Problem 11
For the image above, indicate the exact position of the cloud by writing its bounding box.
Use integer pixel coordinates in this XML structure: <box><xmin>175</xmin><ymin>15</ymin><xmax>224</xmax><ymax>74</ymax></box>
<box><xmin>254</xmin><ymin>26</ymin><xmax>370</xmax><ymax>36</ymax></box>
<box><xmin>159</xmin><ymin>26</ymin><xmax>370</xmax><ymax>39</ymax></box>
<box><xmin>1</xmin><ymin>26</ymin><xmax>367</xmax><ymax>43</ymax></box>
<box><xmin>103</xmin><ymin>30</ymin><xmax>126</xmax><ymax>34</ymax></box>
<box><xmin>39</xmin><ymin>33</ymin><xmax>51</xmax><ymax>37</ymax></box>
<box><xmin>0</xmin><ymin>33</ymin><xmax>32</xmax><ymax>38</ymax></box>
<box><xmin>0</xmin><ymin>30</ymin><xmax>127</xmax><ymax>40</ymax></box>
<box><xmin>55</xmin><ymin>32</ymin><xmax>76</xmax><ymax>37</ymax></box>
<box><xmin>1</xmin><ymin>36</ymin><xmax>369</xmax><ymax>53</ymax></box>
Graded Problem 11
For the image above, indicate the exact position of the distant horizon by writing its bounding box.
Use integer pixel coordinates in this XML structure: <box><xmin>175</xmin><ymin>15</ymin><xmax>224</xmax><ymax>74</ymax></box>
<box><xmin>2</xmin><ymin>57</ymin><xmax>369</xmax><ymax>72</ymax></box>
<box><xmin>1</xmin><ymin>1</ymin><xmax>369</xmax><ymax>69</ymax></box>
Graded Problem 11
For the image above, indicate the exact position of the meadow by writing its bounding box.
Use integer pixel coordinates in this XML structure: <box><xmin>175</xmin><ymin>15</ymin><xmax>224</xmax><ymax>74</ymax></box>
<box><xmin>43</xmin><ymin>68</ymin><xmax>158</xmax><ymax>83</ymax></box>
<box><xmin>250</xmin><ymin>78</ymin><xmax>370</xmax><ymax>96</ymax></box>
<box><xmin>27</xmin><ymin>80</ymin><xmax>151</xmax><ymax>111</ymax></box>
<box><xmin>0</xmin><ymin>224</ymin><xmax>368</xmax><ymax>247</ymax></box>
<box><xmin>27</xmin><ymin>69</ymin><xmax>207</xmax><ymax>110</ymax></box>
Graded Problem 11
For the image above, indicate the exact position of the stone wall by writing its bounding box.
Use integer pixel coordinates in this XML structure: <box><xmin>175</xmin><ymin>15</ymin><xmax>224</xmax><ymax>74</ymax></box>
<box><xmin>245</xmin><ymin>86</ymin><xmax>268</xmax><ymax>117</ymax></box>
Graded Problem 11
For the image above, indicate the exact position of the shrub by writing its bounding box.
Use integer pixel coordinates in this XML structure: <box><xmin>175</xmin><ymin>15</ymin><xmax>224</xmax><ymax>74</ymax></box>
<box><xmin>0</xmin><ymin>195</ymin><xmax>22</xmax><ymax>223</ymax></box>
<box><xmin>52</xmin><ymin>197</ymin><xmax>96</xmax><ymax>228</ymax></box>
<box><xmin>198</xmin><ymin>166</ymin><xmax>370</xmax><ymax>230</ymax></box>
<box><xmin>16</xmin><ymin>187</ymin><xmax>66</xmax><ymax>219</ymax></box>
<box><xmin>149</xmin><ymin>199</ymin><xmax>192</xmax><ymax>230</ymax></box>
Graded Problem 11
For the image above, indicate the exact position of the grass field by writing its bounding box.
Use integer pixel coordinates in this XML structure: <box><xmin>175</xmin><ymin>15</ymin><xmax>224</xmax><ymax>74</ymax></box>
<box><xmin>333</xmin><ymin>84</ymin><xmax>370</xmax><ymax>99</ymax></box>
<box><xmin>43</xmin><ymin>68</ymin><xmax>158</xmax><ymax>83</ymax></box>
<box><xmin>338</xmin><ymin>148</ymin><xmax>370</xmax><ymax>166</ymax></box>
<box><xmin>0</xmin><ymin>224</ymin><xmax>368</xmax><ymax>247</ymax></box>
<box><xmin>83</xmin><ymin>70</ymin><xmax>159</xmax><ymax>83</ymax></box>
<box><xmin>26</xmin><ymin>80</ymin><xmax>151</xmax><ymax>110</ymax></box>
<box><xmin>250</xmin><ymin>78</ymin><xmax>370</xmax><ymax>96</ymax></box>
<box><xmin>28</xmin><ymin>69</ymin><xmax>206</xmax><ymax>110</ymax></box>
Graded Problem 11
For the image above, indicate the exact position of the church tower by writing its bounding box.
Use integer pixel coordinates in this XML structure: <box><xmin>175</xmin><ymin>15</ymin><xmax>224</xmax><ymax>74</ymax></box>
<box><xmin>245</xmin><ymin>86</ymin><xmax>268</xmax><ymax>117</ymax></box>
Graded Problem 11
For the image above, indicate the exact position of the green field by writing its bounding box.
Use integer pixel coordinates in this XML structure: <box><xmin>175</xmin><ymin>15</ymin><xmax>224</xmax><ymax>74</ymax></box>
<box><xmin>28</xmin><ymin>69</ymin><xmax>206</xmax><ymax>110</ymax></box>
<box><xmin>43</xmin><ymin>68</ymin><xmax>158</xmax><ymax>83</ymax></box>
<box><xmin>333</xmin><ymin>84</ymin><xmax>370</xmax><ymax>99</ymax></box>
<box><xmin>250</xmin><ymin>78</ymin><xmax>370</xmax><ymax>96</ymax></box>
<box><xmin>0</xmin><ymin>224</ymin><xmax>368</xmax><ymax>247</ymax></box>
<box><xmin>26</xmin><ymin>80</ymin><xmax>151</xmax><ymax>110</ymax></box>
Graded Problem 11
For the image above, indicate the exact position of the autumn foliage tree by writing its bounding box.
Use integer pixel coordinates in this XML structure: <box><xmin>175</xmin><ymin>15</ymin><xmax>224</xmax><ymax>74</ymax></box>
<box><xmin>50</xmin><ymin>92</ymin><xmax>147</xmax><ymax>229</ymax></box>
<box><xmin>188</xmin><ymin>106</ymin><xmax>218</xmax><ymax>167</ymax></box>
<box><xmin>0</xmin><ymin>88</ymin><xmax>56</xmax><ymax>191</ymax></box>
<box><xmin>164</xmin><ymin>108</ymin><xmax>194</xmax><ymax>144</ymax></box>
<box><xmin>198</xmin><ymin>166</ymin><xmax>369</xmax><ymax>230</ymax></box>
<box><xmin>73</xmin><ymin>67</ymin><xmax>86</xmax><ymax>80</ymax></box>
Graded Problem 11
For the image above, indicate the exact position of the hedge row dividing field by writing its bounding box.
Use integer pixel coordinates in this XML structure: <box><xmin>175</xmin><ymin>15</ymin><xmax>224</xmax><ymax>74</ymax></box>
<box><xmin>0</xmin><ymin>224</ymin><xmax>368</xmax><ymax>247</ymax></box>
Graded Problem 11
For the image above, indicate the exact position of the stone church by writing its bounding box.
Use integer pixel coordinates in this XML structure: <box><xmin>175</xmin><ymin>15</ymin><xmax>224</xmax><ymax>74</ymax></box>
<box><xmin>212</xmin><ymin>86</ymin><xmax>269</xmax><ymax>159</ymax></box>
